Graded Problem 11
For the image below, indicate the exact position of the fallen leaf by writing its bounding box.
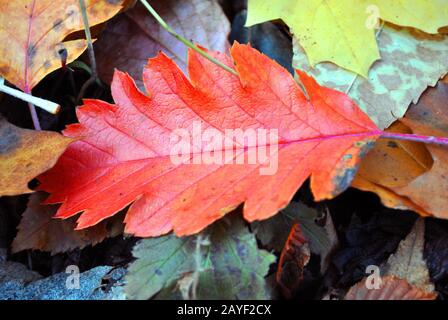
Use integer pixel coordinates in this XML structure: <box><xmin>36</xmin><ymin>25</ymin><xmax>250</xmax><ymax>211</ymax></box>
<box><xmin>247</xmin><ymin>0</ymin><xmax>448</xmax><ymax>76</ymax></box>
<box><xmin>0</xmin><ymin>117</ymin><xmax>72</xmax><ymax>196</ymax></box>
<box><xmin>253</xmin><ymin>201</ymin><xmax>337</xmax><ymax>273</ymax></box>
<box><xmin>0</xmin><ymin>0</ymin><xmax>125</xmax><ymax>92</ymax></box>
<box><xmin>352</xmin><ymin>78</ymin><xmax>448</xmax><ymax>218</ymax></box>
<box><xmin>95</xmin><ymin>0</ymin><xmax>230</xmax><ymax>89</ymax></box>
<box><xmin>344</xmin><ymin>218</ymin><xmax>438</xmax><ymax>300</ymax></box>
<box><xmin>125</xmin><ymin>231</ymin><xmax>197</xmax><ymax>300</ymax></box>
<box><xmin>344</xmin><ymin>275</ymin><xmax>436</xmax><ymax>300</ymax></box>
<box><xmin>38</xmin><ymin>43</ymin><xmax>381</xmax><ymax>237</ymax></box>
<box><xmin>125</xmin><ymin>215</ymin><xmax>275</xmax><ymax>300</ymax></box>
<box><xmin>276</xmin><ymin>222</ymin><xmax>310</xmax><ymax>298</ymax></box>
<box><xmin>352</xmin><ymin>122</ymin><xmax>433</xmax><ymax>216</ymax></box>
<box><xmin>12</xmin><ymin>192</ymin><xmax>123</xmax><ymax>255</ymax></box>
<box><xmin>326</xmin><ymin>210</ymin><xmax>416</xmax><ymax>288</ymax></box>
<box><xmin>293</xmin><ymin>24</ymin><xmax>448</xmax><ymax>129</ymax></box>
<box><xmin>384</xmin><ymin>219</ymin><xmax>435</xmax><ymax>293</ymax></box>
<box><xmin>394</xmin><ymin>83</ymin><xmax>448</xmax><ymax>219</ymax></box>
<box><xmin>195</xmin><ymin>216</ymin><xmax>276</xmax><ymax>300</ymax></box>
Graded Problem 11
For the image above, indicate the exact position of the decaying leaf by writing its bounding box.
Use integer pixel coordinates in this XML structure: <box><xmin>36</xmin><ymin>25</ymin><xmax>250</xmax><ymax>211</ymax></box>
<box><xmin>195</xmin><ymin>216</ymin><xmax>276</xmax><ymax>300</ymax></box>
<box><xmin>12</xmin><ymin>193</ymin><xmax>123</xmax><ymax>255</ymax></box>
<box><xmin>125</xmin><ymin>216</ymin><xmax>275</xmax><ymax>300</ymax></box>
<box><xmin>293</xmin><ymin>24</ymin><xmax>448</xmax><ymax>129</ymax></box>
<box><xmin>0</xmin><ymin>117</ymin><xmax>72</xmax><ymax>196</ymax></box>
<box><xmin>276</xmin><ymin>223</ymin><xmax>310</xmax><ymax>297</ymax></box>
<box><xmin>352</xmin><ymin>78</ymin><xmax>448</xmax><ymax>219</ymax></box>
<box><xmin>125</xmin><ymin>231</ymin><xmax>197</xmax><ymax>300</ymax></box>
<box><xmin>95</xmin><ymin>0</ymin><xmax>230</xmax><ymax>89</ymax></box>
<box><xmin>344</xmin><ymin>275</ymin><xmax>436</xmax><ymax>300</ymax></box>
<box><xmin>384</xmin><ymin>219</ymin><xmax>435</xmax><ymax>294</ymax></box>
<box><xmin>0</xmin><ymin>0</ymin><xmax>125</xmax><ymax>92</ymax></box>
<box><xmin>38</xmin><ymin>43</ymin><xmax>381</xmax><ymax>237</ymax></box>
<box><xmin>352</xmin><ymin>122</ymin><xmax>433</xmax><ymax>216</ymax></box>
<box><xmin>253</xmin><ymin>201</ymin><xmax>337</xmax><ymax>273</ymax></box>
<box><xmin>247</xmin><ymin>0</ymin><xmax>448</xmax><ymax>76</ymax></box>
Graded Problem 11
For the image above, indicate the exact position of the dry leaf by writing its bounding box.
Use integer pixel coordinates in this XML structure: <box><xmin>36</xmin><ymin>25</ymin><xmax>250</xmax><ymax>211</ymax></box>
<box><xmin>293</xmin><ymin>24</ymin><xmax>448</xmax><ymax>129</ymax></box>
<box><xmin>0</xmin><ymin>117</ymin><xmax>72</xmax><ymax>196</ymax></box>
<box><xmin>345</xmin><ymin>275</ymin><xmax>437</xmax><ymax>300</ymax></box>
<box><xmin>95</xmin><ymin>0</ymin><xmax>230</xmax><ymax>89</ymax></box>
<box><xmin>0</xmin><ymin>0</ymin><xmax>125</xmax><ymax>92</ymax></box>
<box><xmin>352</xmin><ymin>78</ymin><xmax>448</xmax><ymax>218</ymax></box>
<box><xmin>384</xmin><ymin>219</ymin><xmax>435</xmax><ymax>293</ymax></box>
<box><xmin>12</xmin><ymin>193</ymin><xmax>123</xmax><ymax>255</ymax></box>
<box><xmin>248</xmin><ymin>0</ymin><xmax>448</xmax><ymax>76</ymax></box>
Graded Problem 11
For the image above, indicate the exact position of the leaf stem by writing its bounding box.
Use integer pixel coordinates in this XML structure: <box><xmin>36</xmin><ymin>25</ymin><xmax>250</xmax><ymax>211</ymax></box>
<box><xmin>77</xmin><ymin>0</ymin><xmax>98</xmax><ymax>102</ymax></box>
<box><xmin>27</xmin><ymin>102</ymin><xmax>42</xmax><ymax>130</ymax></box>
<box><xmin>381</xmin><ymin>131</ymin><xmax>448</xmax><ymax>146</ymax></box>
<box><xmin>0</xmin><ymin>78</ymin><xmax>60</xmax><ymax>115</ymax></box>
<box><xmin>138</xmin><ymin>0</ymin><xmax>237</xmax><ymax>76</ymax></box>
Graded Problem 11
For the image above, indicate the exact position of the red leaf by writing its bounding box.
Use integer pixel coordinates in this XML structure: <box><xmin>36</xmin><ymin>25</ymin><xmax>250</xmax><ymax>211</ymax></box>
<box><xmin>276</xmin><ymin>223</ymin><xmax>310</xmax><ymax>298</ymax></box>
<box><xmin>38</xmin><ymin>43</ymin><xmax>381</xmax><ymax>237</ymax></box>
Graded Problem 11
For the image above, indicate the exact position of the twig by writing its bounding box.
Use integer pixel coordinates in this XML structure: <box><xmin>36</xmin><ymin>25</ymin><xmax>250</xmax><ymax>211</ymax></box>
<box><xmin>139</xmin><ymin>0</ymin><xmax>237</xmax><ymax>76</ymax></box>
<box><xmin>77</xmin><ymin>0</ymin><xmax>98</xmax><ymax>103</ymax></box>
<box><xmin>0</xmin><ymin>78</ymin><xmax>60</xmax><ymax>115</ymax></box>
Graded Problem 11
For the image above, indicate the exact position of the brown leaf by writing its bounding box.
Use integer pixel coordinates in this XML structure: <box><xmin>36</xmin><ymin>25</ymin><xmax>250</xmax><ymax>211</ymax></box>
<box><xmin>384</xmin><ymin>219</ymin><xmax>435</xmax><ymax>293</ymax></box>
<box><xmin>95</xmin><ymin>0</ymin><xmax>230</xmax><ymax>89</ymax></box>
<box><xmin>0</xmin><ymin>118</ymin><xmax>72</xmax><ymax>196</ymax></box>
<box><xmin>0</xmin><ymin>0</ymin><xmax>126</xmax><ymax>92</ymax></box>
<box><xmin>344</xmin><ymin>276</ymin><xmax>437</xmax><ymax>300</ymax></box>
<box><xmin>12</xmin><ymin>193</ymin><xmax>123</xmax><ymax>255</ymax></box>
<box><xmin>352</xmin><ymin>78</ymin><xmax>448</xmax><ymax>218</ymax></box>
<box><xmin>276</xmin><ymin>223</ymin><xmax>310</xmax><ymax>298</ymax></box>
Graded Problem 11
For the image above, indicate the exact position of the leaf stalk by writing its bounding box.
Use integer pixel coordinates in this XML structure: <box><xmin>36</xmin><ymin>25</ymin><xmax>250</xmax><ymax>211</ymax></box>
<box><xmin>381</xmin><ymin>132</ymin><xmax>448</xmax><ymax>146</ymax></box>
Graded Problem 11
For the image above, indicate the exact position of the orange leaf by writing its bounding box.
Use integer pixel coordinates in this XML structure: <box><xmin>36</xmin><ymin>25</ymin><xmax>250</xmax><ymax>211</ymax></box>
<box><xmin>38</xmin><ymin>43</ymin><xmax>381</xmax><ymax>237</ymax></box>
<box><xmin>345</xmin><ymin>276</ymin><xmax>437</xmax><ymax>300</ymax></box>
<box><xmin>0</xmin><ymin>0</ymin><xmax>125</xmax><ymax>92</ymax></box>
<box><xmin>352</xmin><ymin>78</ymin><xmax>448</xmax><ymax>218</ymax></box>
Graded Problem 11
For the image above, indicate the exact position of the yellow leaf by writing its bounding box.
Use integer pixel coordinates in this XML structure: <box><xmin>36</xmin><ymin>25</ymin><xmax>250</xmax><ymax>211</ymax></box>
<box><xmin>0</xmin><ymin>0</ymin><xmax>125</xmax><ymax>92</ymax></box>
<box><xmin>0</xmin><ymin>117</ymin><xmax>72</xmax><ymax>196</ymax></box>
<box><xmin>246</xmin><ymin>0</ymin><xmax>448</xmax><ymax>76</ymax></box>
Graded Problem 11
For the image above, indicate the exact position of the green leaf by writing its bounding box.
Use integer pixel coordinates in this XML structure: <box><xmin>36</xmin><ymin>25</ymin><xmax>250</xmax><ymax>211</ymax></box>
<box><xmin>293</xmin><ymin>24</ymin><xmax>448</xmax><ymax>129</ymax></box>
<box><xmin>125</xmin><ymin>216</ymin><xmax>276</xmax><ymax>300</ymax></box>
<box><xmin>196</xmin><ymin>216</ymin><xmax>276</xmax><ymax>299</ymax></box>
<box><xmin>125</xmin><ymin>234</ymin><xmax>196</xmax><ymax>300</ymax></box>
